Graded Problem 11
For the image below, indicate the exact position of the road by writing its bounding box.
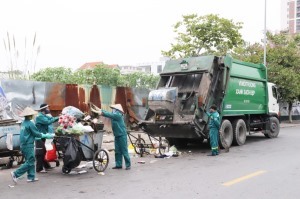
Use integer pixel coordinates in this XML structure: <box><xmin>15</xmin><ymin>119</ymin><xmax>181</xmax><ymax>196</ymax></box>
<box><xmin>1</xmin><ymin>126</ymin><xmax>300</xmax><ymax>199</ymax></box>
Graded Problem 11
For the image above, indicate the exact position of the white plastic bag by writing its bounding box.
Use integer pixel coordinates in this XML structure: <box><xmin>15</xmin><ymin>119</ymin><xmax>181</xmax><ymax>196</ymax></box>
<box><xmin>62</xmin><ymin>106</ymin><xmax>84</xmax><ymax>119</ymax></box>
<box><xmin>45</xmin><ymin>139</ymin><xmax>53</xmax><ymax>151</ymax></box>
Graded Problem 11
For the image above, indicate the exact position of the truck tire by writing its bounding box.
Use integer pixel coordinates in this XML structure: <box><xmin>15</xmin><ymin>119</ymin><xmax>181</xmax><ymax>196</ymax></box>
<box><xmin>265</xmin><ymin>117</ymin><xmax>280</xmax><ymax>138</ymax></box>
<box><xmin>232</xmin><ymin>119</ymin><xmax>247</xmax><ymax>146</ymax></box>
<box><xmin>219</xmin><ymin>120</ymin><xmax>233</xmax><ymax>149</ymax></box>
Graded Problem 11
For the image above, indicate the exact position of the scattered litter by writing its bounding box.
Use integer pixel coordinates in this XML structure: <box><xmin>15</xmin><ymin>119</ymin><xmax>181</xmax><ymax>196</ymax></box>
<box><xmin>149</xmin><ymin>160</ymin><xmax>157</xmax><ymax>164</ymax></box>
<box><xmin>169</xmin><ymin>145</ymin><xmax>178</xmax><ymax>153</ymax></box>
<box><xmin>69</xmin><ymin>171</ymin><xmax>78</xmax><ymax>175</ymax></box>
<box><xmin>128</xmin><ymin>144</ymin><xmax>135</xmax><ymax>154</ymax></box>
<box><xmin>103</xmin><ymin>140</ymin><xmax>114</xmax><ymax>143</ymax></box>
<box><xmin>98</xmin><ymin>172</ymin><xmax>105</xmax><ymax>175</ymax></box>
<box><xmin>76</xmin><ymin>164</ymin><xmax>86</xmax><ymax>169</ymax></box>
<box><xmin>154</xmin><ymin>154</ymin><xmax>168</xmax><ymax>158</ymax></box>
<box><xmin>164</xmin><ymin>151</ymin><xmax>174</xmax><ymax>157</ymax></box>
<box><xmin>78</xmin><ymin>170</ymin><xmax>87</xmax><ymax>174</ymax></box>
<box><xmin>8</xmin><ymin>185</ymin><xmax>15</xmax><ymax>188</ymax></box>
<box><xmin>138</xmin><ymin>161</ymin><xmax>145</xmax><ymax>164</ymax></box>
<box><xmin>76</xmin><ymin>161</ymin><xmax>95</xmax><ymax>169</ymax></box>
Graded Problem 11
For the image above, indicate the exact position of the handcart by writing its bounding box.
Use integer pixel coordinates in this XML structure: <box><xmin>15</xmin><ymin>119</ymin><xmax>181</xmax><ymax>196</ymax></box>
<box><xmin>54</xmin><ymin>131</ymin><xmax>109</xmax><ymax>174</ymax></box>
<box><xmin>127</xmin><ymin>130</ymin><xmax>169</xmax><ymax>157</ymax></box>
<box><xmin>0</xmin><ymin>119</ymin><xmax>24</xmax><ymax>168</ymax></box>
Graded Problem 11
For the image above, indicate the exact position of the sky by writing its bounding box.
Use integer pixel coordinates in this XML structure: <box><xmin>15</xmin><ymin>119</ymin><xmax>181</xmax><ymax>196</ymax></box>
<box><xmin>0</xmin><ymin>0</ymin><xmax>282</xmax><ymax>72</ymax></box>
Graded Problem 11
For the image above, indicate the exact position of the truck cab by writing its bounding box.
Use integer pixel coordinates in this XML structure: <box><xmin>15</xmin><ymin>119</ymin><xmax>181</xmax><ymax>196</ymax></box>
<box><xmin>268</xmin><ymin>82</ymin><xmax>279</xmax><ymax>117</ymax></box>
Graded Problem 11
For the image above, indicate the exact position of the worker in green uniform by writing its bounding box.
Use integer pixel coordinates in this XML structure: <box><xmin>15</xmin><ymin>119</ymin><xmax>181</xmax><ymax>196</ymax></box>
<box><xmin>94</xmin><ymin>104</ymin><xmax>131</xmax><ymax>170</ymax></box>
<box><xmin>205</xmin><ymin>105</ymin><xmax>220</xmax><ymax>156</ymax></box>
<box><xmin>35</xmin><ymin>103</ymin><xmax>59</xmax><ymax>173</ymax></box>
<box><xmin>10</xmin><ymin>107</ymin><xmax>53</xmax><ymax>184</ymax></box>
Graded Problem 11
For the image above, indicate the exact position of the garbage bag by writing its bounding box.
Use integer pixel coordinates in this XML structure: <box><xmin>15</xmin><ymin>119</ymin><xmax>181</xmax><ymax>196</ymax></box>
<box><xmin>63</xmin><ymin>137</ymin><xmax>82</xmax><ymax>169</ymax></box>
<box><xmin>62</xmin><ymin>106</ymin><xmax>84</xmax><ymax>119</ymax></box>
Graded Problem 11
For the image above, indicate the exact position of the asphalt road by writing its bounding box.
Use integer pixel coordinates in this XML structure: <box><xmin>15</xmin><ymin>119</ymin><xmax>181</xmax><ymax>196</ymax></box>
<box><xmin>1</xmin><ymin>126</ymin><xmax>300</xmax><ymax>199</ymax></box>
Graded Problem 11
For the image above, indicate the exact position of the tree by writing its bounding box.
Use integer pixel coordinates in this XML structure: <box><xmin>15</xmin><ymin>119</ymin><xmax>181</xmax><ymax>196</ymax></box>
<box><xmin>122</xmin><ymin>72</ymin><xmax>159</xmax><ymax>89</ymax></box>
<box><xmin>266</xmin><ymin>32</ymin><xmax>300</xmax><ymax>122</ymax></box>
<box><xmin>233</xmin><ymin>32</ymin><xmax>300</xmax><ymax>122</ymax></box>
<box><xmin>73</xmin><ymin>65</ymin><xmax>122</xmax><ymax>86</ymax></box>
<box><xmin>31</xmin><ymin>67</ymin><xmax>74</xmax><ymax>83</ymax></box>
<box><xmin>232</xmin><ymin>42</ymin><xmax>264</xmax><ymax>64</ymax></box>
<box><xmin>30</xmin><ymin>64</ymin><xmax>159</xmax><ymax>89</ymax></box>
<box><xmin>162</xmin><ymin>14</ymin><xmax>244</xmax><ymax>58</ymax></box>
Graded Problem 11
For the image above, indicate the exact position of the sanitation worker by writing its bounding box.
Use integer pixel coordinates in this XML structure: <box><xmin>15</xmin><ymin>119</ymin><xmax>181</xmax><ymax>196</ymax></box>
<box><xmin>10</xmin><ymin>107</ymin><xmax>53</xmax><ymax>183</ymax></box>
<box><xmin>92</xmin><ymin>104</ymin><xmax>131</xmax><ymax>170</ymax></box>
<box><xmin>35</xmin><ymin>103</ymin><xmax>59</xmax><ymax>173</ymax></box>
<box><xmin>205</xmin><ymin>104</ymin><xmax>220</xmax><ymax>156</ymax></box>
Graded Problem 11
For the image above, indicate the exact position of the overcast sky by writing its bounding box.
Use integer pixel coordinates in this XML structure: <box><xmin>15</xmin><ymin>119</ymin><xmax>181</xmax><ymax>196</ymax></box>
<box><xmin>0</xmin><ymin>0</ymin><xmax>282</xmax><ymax>72</ymax></box>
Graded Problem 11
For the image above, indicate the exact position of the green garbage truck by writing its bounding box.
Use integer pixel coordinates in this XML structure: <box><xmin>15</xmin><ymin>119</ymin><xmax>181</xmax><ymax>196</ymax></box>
<box><xmin>139</xmin><ymin>55</ymin><xmax>280</xmax><ymax>148</ymax></box>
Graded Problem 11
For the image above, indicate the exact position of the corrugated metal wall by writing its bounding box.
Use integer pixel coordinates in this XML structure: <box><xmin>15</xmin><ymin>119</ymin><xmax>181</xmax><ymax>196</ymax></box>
<box><xmin>0</xmin><ymin>79</ymin><xmax>150</xmax><ymax>131</ymax></box>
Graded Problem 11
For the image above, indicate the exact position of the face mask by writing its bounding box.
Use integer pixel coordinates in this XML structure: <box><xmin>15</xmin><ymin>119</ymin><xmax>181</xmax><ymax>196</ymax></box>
<box><xmin>44</xmin><ymin>109</ymin><xmax>50</xmax><ymax>114</ymax></box>
<box><xmin>112</xmin><ymin>109</ymin><xmax>117</xmax><ymax>114</ymax></box>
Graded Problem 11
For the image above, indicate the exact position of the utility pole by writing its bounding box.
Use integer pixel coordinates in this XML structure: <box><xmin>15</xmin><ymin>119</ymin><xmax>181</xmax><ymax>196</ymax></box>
<box><xmin>264</xmin><ymin>0</ymin><xmax>267</xmax><ymax>66</ymax></box>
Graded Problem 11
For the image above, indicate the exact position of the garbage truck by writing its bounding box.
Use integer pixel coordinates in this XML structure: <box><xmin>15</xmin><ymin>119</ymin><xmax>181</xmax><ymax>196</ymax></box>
<box><xmin>139</xmin><ymin>55</ymin><xmax>280</xmax><ymax>148</ymax></box>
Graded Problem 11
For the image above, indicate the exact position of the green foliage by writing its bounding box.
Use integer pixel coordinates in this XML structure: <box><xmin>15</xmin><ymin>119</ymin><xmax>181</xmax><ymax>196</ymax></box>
<box><xmin>30</xmin><ymin>67</ymin><xmax>74</xmax><ymax>83</ymax></box>
<box><xmin>232</xmin><ymin>42</ymin><xmax>264</xmax><ymax>64</ymax></box>
<box><xmin>72</xmin><ymin>65</ymin><xmax>121</xmax><ymax>86</ymax></box>
<box><xmin>266</xmin><ymin>32</ymin><xmax>300</xmax><ymax>103</ymax></box>
<box><xmin>233</xmin><ymin>32</ymin><xmax>300</xmax><ymax>121</ymax></box>
<box><xmin>162</xmin><ymin>14</ymin><xmax>244</xmax><ymax>58</ymax></box>
<box><xmin>30</xmin><ymin>64</ymin><xmax>159</xmax><ymax>89</ymax></box>
<box><xmin>122</xmin><ymin>72</ymin><xmax>159</xmax><ymax>89</ymax></box>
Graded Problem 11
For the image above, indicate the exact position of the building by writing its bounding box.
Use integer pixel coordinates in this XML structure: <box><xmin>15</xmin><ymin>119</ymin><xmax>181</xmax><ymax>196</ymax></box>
<box><xmin>78</xmin><ymin>61</ymin><xmax>119</xmax><ymax>70</ymax></box>
<box><xmin>118</xmin><ymin>65</ymin><xmax>143</xmax><ymax>74</ymax></box>
<box><xmin>119</xmin><ymin>57</ymin><xmax>169</xmax><ymax>75</ymax></box>
<box><xmin>281</xmin><ymin>0</ymin><xmax>300</xmax><ymax>34</ymax></box>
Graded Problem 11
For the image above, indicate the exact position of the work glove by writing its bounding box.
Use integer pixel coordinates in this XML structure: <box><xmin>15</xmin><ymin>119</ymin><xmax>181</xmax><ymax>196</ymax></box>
<box><xmin>41</xmin><ymin>133</ymin><xmax>54</xmax><ymax>139</ymax></box>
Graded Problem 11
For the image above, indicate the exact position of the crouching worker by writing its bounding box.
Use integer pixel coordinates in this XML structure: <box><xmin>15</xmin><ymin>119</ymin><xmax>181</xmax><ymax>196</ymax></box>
<box><xmin>92</xmin><ymin>104</ymin><xmax>131</xmax><ymax>170</ymax></box>
<box><xmin>10</xmin><ymin>107</ymin><xmax>54</xmax><ymax>184</ymax></box>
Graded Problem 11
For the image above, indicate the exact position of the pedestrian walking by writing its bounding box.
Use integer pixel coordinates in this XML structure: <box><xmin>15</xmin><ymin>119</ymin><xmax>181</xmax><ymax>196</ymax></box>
<box><xmin>10</xmin><ymin>107</ymin><xmax>54</xmax><ymax>183</ymax></box>
<box><xmin>205</xmin><ymin>105</ymin><xmax>221</xmax><ymax>156</ymax></box>
<box><xmin>35</xmin><ymin>103</ymin><xmax>58</xmax><ymax>173</ymax></box>
<box><xmin>92</xmin><ymin>104</ymin><xmax>131</xmax><ymax>170</ymax></box>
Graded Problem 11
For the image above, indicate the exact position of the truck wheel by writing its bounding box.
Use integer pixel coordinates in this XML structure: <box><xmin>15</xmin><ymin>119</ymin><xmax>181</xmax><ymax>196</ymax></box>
<box><xmin>265</xmin><ymin>117</ymin><xmax>280</xmax><ymax>138</ymax></box>
<box><xmin>232</xmin><ymin>119</ymin><xmax>247</xmax><ymax>146</ymax></box>
<box><xmin>219</xmin><ymin>120</ymin><xmax>233</xmax><ymax>149</ymax></box>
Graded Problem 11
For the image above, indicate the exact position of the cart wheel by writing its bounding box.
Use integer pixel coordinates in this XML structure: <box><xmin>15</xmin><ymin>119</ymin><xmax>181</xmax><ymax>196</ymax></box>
<box><xmin>6</xmin><ymin>157</ymin><xmax>14</xmax><ymax>169</ymax></box>
<box><xmin>13</xmin><ymin>154</ymin><xmax>24</xmax><ymax>165</ymax></box>
<box><xmin>93</xmin><ymin>149</ymin><xmax>109</xmax><ymax>172</ymax></box>
<box><xmin>159</xmin><ymin>138</ymin><xmax>170</xmax><ymax>155</ymax></box>
<box><xmin>62</xmin><ymin>166</ymin><xmax>71</xmax><ymax>174</ymax></box>
<box><xmin>134</xmin><ymin>138</ymin><xmax>146</xmax><ymax>155</ymax></box>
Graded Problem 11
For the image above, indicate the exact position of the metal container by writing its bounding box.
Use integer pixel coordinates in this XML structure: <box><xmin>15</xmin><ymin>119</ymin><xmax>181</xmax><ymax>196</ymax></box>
<box><xmin>79</xmin><ymin>130</ymin><xmax>104</xmax><ymax>160</ymax></box>
<box><xmin>0</xmin><ymin>120</ymin><xmax>21</xmax><ymax>153</ymax></box>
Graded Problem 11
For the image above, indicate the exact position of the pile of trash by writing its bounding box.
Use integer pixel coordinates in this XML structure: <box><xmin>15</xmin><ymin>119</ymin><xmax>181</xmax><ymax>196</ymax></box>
<box><xmin>55</xmin><ymin>106</ymin><xmax>94</xmax><ymax>136</ymax></box>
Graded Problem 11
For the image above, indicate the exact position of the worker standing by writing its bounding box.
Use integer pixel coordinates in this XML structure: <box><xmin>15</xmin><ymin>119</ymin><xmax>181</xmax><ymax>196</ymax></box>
<box><xmin>205</xmin><ymin>105</ymin><xmax>220</xmax><ymax>156</ymax></box>
<box><xmin>10</xmin><ymin>107</ymin><xmax>53</xmax><ymax>183</ymax></box>
<box><xmin>35</xmin><ymin>103</ymin><xmax>59</xmax><ymax>173</ymax></box>
<box><xmin>93</xmin><ymin>104</ymin><xmax>131</xmax><ymax>170</ymax></box>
